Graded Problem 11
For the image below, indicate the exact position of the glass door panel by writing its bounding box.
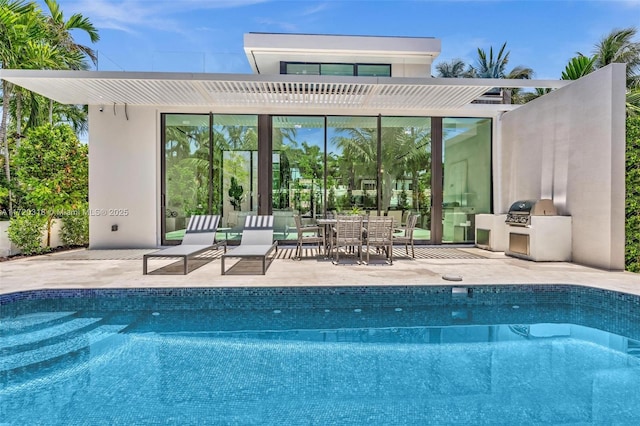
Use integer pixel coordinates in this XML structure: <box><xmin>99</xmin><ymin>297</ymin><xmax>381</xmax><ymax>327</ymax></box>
<box><xmin>381</xmin><ymin>117</ymin><xmax>432</xmax><ymax>241</ymax></box>
<box><xmin>272</xmin><ymin>116</ymin><xmax>325</xmax><ymax>240</ymax></box>
<box><xmin>327</xmin><ymin>116</ymin><xmax>378</xmax><ymax>214</ymax></box>
<box><xmin>163</xmin><ymin>114</ymin><xmax>210</xmax><ymax>243</ymax></box>
<box><xmin>214</xmin><ymin>115</ymin><xmax>258</xmax><ymax>240</ymax></box>
<box><xmin>442</xmin><ymin>118</ymin><xmax>492</xmax><ymax>243</ymax></box>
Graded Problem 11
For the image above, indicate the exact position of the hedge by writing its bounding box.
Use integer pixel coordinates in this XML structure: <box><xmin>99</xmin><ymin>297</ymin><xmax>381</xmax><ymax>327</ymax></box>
<box><xmin>626</xmin><ymin>116</ymin><xmax>640</xmax><ymax>272</ymax></box>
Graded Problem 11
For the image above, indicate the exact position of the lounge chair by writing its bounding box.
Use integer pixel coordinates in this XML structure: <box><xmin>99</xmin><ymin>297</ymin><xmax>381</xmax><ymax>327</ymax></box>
<box><xmin>143</xmin><ymin>215</ymin><xmax>226</xmax><ymax>274</ymax></box>
<box><xmin>221</xmin><ymin>215</ymin><xmax>278</xmax><ymax>275</ymax></box>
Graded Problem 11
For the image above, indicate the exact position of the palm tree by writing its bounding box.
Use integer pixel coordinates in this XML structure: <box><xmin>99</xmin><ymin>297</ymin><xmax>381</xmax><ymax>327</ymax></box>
<box><xmin>453</xmin><ymin>42</ymin><xmax>534</xmax><ymax>104</ymax></box>
<box><xmin>592</xmin><ymin>27</ymin><xmax>640</xmax><ymax>114</ymax></box>
<box><xmin>41</xmin><ymin>0</ymin><xmax>99</xmax><ymax>122</ymax></box>
<box><xmin>519</xmin><ymin>87</ymin><xmax>553</xmax><ymax>104</ymax></box>
<box><xmin>468</xmin><ymin>42</ymin><xmax>534</xmax><ymax>80</ymax></box>
<box><xmin>42</xmin><ymin>0</ymin><xmax>99</xmax><ymax>68</ymax></box>
<box><xmin>0</xmin><ymin>0</ymin><xmax>45</xmax><ymax>211</ymax></box>
<box><xmin>592</xmin><ymin>27</ymin><xmax>640</xmax><ymax>89</ymax></box>
<box><xmin>435</xmin><ymin>59</ymin><xmax>468</xmax><ymax>78</ymax></box>
<box><xmin>558</xmin><ymin>28</ymin><xmax>640</xmax><ymax>114</ymax></box>
<box><xmin>1</xmin><ymin>0</ymin><xmax>99</xmax><ymax>213</ymax></box>
<box><xmin>561</xmin><ymin>55</ymin><xmax>596</xmax><ymax>80</ymax></box>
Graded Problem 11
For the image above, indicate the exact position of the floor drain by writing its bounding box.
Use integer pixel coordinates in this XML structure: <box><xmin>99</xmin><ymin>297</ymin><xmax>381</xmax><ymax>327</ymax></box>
<box><xmin>354</xmin><ymin>308</ymin><xmax>362</xmax><ymax>313</ymax></box>
<box><xmin>273</xmin><ymin>310</ymin><xmax>281</xmax><ymax>314</ymax></box>
<box><xmin>394</xmin><ymin>308</ymin><xmax>403</xmax><ymax>312</ymax></box>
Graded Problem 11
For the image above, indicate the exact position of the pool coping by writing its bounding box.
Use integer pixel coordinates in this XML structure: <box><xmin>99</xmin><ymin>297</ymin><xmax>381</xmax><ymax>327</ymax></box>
<box><xmin>1</xmin><ymin>248</ymin><xmax>638</xmax><ymax>298</ymax></box>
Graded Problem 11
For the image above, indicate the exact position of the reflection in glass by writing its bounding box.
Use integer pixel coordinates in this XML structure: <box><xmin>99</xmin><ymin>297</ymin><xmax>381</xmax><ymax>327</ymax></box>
<box><xmin>272</xmin><ymin>116</ymin><xmax>325</xmax><ymax>239</ymax></box>
<box><xmin>381</xmin><ymin>117</ymin><xmax>431</xmax><ymax>240</ymax></box>
<box><xmin>214</xmin><ymin>115</ymin><xmax>258</xmax><ymax>232</ymax></box>
<box><xmin>320</xmin><ymin>63</ymin><xmax>355</xmax><ymax>76</ymax></box>
<box><xmin>163</xmin><ymin>114</ymin><xmax>211</xmax><ymax>242</ymax></box>
<box><xmin>442</xmin><ymin>118</ymin><xmax>492</xmax><ymax>243</ymax></box>
<box><xmin>357</xmin><ymin>64</ymin><xmax>391</xmax><ymax>77</ymax></box>
<box><xmin>327</xmin><ymin>116</ymin><xmax>378</xmax><ymax>214</ymax></box>
<box><xmin>285</xmin><ymin>63</ymin><xmax>320</xmax><ymax>75</ymax></box>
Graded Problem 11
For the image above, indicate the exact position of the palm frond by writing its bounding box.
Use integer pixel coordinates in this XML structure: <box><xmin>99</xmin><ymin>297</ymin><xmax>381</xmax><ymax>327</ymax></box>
<box><xmin>561</xmin><ymin>55</ymin><xmax>596</xmax><ymax>80</ymax></box>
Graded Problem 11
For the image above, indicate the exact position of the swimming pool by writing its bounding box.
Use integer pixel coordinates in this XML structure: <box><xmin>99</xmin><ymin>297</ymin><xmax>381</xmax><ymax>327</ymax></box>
<box><xmin>2</xmin><ymin>285</ymin><xmax>640</xmax><ymax>425</ymax></box>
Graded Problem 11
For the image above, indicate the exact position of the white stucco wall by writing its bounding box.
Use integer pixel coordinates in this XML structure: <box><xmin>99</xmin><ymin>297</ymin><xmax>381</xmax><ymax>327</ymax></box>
<box><xmin>499</xmin><ymin>64</ymin><xmax>626</xmax><ymax>270</ymax></box>
<box><xmin>88</xmin><ymin>105</ymin><xmax>158</xmax><ymax>248</ymax></box>
<box><xmin>391</xmin><ymin>63</ymin><xmax>432</xmax><ymax>77</ymax></box>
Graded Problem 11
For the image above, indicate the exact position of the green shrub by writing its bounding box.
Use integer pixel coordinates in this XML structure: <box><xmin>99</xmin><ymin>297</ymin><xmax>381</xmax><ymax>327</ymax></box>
<box><xmin>60</xmin><ymin>210</ymin><xmax>89</xmax><ymax>247</ymax></box>
<box><xmin>626</xmin><ymin>116</ymin><xmax>640</xmax><ymax>272</ymax></box>
<box><xmin>7</xmin><ymin>214</ymin><xmax>48</xmax><ymax>256</ymax></box>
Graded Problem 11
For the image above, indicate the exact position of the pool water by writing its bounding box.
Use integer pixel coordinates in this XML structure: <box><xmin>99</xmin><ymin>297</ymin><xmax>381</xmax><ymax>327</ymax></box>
<box><xmin>2</xmin><ymin>286</ymin><xmax>640</xmax><ymax>425</ymax></box>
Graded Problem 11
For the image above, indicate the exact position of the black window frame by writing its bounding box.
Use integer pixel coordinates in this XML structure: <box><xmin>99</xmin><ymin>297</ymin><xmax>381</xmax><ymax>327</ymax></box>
<box><xmin>280</xmin><ymin>61</ymin><xmax>391</xmax><ymax>77</ymax></box>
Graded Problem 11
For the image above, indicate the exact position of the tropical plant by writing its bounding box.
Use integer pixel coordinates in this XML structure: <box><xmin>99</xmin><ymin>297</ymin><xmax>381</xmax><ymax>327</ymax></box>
<box><xmin>0</xmin><ymin>0</ymin><xmax>99</xmax><ymax>216</ymax></box>
<box><xmin>565</xmin><ymin>27</ymin><xmax>640</xmax><ymax>114</ymax></box>
<box><xmin>625</xmin><ymin>116</ymin><xmax>640</xmax><ymax>272</ymax></box>
<box><xmin>12</xmin><ymin>123</ymin><xmax>88</xmax><ymax>246</ymax></box>
<box><xmin>60</xmin><ymin>202</ymin><xmax>89</xmax><ymax>246</ymax></box>
<box><xmin>435</xmin><ymin>59</ymin><xmax>468</xmax><ymax>78</ymax></box>
<box><xmin>228</xmin><ymin>176</ymin><xmax>244</xmax><ymax>211</ymax></box>
<box><xmin>434</xmin><ymin>42</ymin><xmax>534</xmax><ymax>103</ymax></box>
<box><xmin>7</xmin><ymin>212</ymin><xmax>47</xmax><ymax>255</ymax></box>
<box><xmin>0</xmin><ymin>0</ymin><xmax>41</xmax><ymax>210</ymax></box>
<box><xmin>592</xmin><ymin>27</ymin><xmax>640</xmax><ymax>89</ymax></box>
<box><xmin>561</xmin><ymin>55</ymin><xmax>596</xmax><ymax>80</ymax></box>
<box><xmin>468</xmin><ymin>42</ymin><xmax>534</xmax><ymax>80</ymax></box>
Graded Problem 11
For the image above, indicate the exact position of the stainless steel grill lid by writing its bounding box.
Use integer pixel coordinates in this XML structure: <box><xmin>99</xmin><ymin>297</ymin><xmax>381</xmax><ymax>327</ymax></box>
<box><xmin>508</xmin><ymin>199</ymin><xmax>557</xmax><ymax>215</ymax></box>
<box><xmin>505</xmin><ymin>199</ymin><xmax>557</xmax><ymax>226</ymax></box>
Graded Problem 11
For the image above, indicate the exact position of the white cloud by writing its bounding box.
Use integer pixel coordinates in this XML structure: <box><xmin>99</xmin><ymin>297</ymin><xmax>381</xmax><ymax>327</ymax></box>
<box><xmin>300</xmin><ymin>2</ymin><xmax>331</xmax><ymax>16</ymax></box>
<box><xmin>253</xmin><ymin>17</ymin><xmax>299</xmax><ymax>32</ymax></box>
<box><xmin>61</xmin><ymin>0</ymin><xmax>270</xmax><ymax>34</ymax></box>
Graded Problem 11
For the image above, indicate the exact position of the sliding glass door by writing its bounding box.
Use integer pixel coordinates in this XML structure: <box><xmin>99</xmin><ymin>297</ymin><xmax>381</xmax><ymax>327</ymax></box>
<box><xmin>163</xmin><ymin>114</ymin><xmax>211</xmax><ymax>242</ymax></box>
<box><xmin>380</xmin><ymin>117</ymin><xmax>432</xmax><ymax>239</ymax></box>
<box><xmin>162</xmin><ymin>113</ymin><xmax>257</xmax><ymax>244</ymax></box>
<box><xmin>271</xmin><ymin>116</ymin><xmax>325</xmax><ymax>240</ymax></box>
<box><xmin>327</xmin><ymin>116</ymin><xmax>379</xmax><ymax>213</ymax></box>
<box><xmin>162</xmin><ymin>113</ymin><xmax>492</xmax><ymax>245</ymax></box>
<box><xmin>442</xmin><ymin>118</ymin><xmax>492</xmax><ymax>243</ymax></box>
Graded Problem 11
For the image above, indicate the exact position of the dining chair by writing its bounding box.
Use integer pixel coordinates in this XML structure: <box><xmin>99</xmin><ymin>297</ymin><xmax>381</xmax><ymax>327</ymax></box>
<box><xmin>331</xmin><ymin>215</ymin><xmax>364</xmax><ymax>265</ymax></box>
<box><xmin>393</xmin><ymin>213</ymin><xmax>419</xmax><ymax>258</ymax></box>
<box><xmin>364</xmin><ymin>216</ymin><xmax>394</xmax><ymax>264</ymax></box>
<box><xmin>292</xmin><ymin>214</ymin><xmax>324</xmax><ymax>260</ymax></box>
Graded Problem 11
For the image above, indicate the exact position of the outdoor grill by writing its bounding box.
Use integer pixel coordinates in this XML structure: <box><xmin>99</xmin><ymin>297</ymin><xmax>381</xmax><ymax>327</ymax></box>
<box><xmin>504</xmin><ymin>199</ymin><xmax>572</xmax><ymax>262</ymax></box>
<box><xmin>505</xmin><ymin>199</ymin><xmax>557</xmax><ymax>227</ymax></box>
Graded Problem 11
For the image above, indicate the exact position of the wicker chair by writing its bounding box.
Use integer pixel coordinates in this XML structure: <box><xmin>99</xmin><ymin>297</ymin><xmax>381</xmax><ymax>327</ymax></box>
<box><xmin>393</xmin><ymin>213</ymin><xmax>419</xmax><ymax>258</ymax></box>
<box><xmin>293</xmin><ymin>214</ymin><xmax>325</xmax><ymax>260</ymax></box>
<box><xmin>364</xmin><ymin>216</ymin><xmax>394</xmax><ymax>264</ymax></box>
<box><xmin>331</xmin><ymin>215</ymin><xmax>364</xmax><ymax>265</ymax></box>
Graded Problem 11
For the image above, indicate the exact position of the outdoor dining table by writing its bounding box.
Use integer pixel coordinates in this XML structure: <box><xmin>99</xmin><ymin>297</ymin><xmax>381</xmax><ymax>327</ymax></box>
<box><xmin>315</xmin><ymin>217</ymin><xmax>400</xmax><ymax>256</ymax></box>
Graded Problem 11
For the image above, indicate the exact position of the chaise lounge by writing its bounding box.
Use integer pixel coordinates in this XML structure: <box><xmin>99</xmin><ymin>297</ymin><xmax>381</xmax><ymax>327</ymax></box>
<box><xmin>221</xmin><ymin>215</ymin><xmax>278</xmax><ymax>275</ymax></box>
<box><xmin>143</xmin><ymin>215</ymin><xmax>226</xmax><ymax>274</ymax></box>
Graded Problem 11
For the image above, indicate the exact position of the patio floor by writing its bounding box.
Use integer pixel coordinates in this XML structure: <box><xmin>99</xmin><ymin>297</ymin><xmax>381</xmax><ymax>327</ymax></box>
<box><xmin>1</xmin><ymin>245</ymin><xmax>638</xmax><ymax>296</ymax></box>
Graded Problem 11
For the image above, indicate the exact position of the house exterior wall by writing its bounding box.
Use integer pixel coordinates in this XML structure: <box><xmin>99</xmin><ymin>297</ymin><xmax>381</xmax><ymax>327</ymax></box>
<box><xmin>244</xmin><ymin>33</ymin><xmax>440</xmax><ymax>77</ymax></box>
<box><xmin>391</xmin><ymin>63</ymin><xmax>431</xmax><ymax>77</ymax></box>
<box><xmin>499</xmin><ymin>64</ymin><xmax>626</xmax><ymax>270</ymax></box>
<box><xmin>88</xmin><ymin>105</ymin><xmax>159</xmax><ymax>248</ymax></box>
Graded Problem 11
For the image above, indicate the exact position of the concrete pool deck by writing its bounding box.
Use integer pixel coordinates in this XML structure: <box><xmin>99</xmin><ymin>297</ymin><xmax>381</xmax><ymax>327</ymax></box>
<box><xmin>1</xmin><ymin>246</ymin><xmax>638</xmax><ymax>296</ymax></box>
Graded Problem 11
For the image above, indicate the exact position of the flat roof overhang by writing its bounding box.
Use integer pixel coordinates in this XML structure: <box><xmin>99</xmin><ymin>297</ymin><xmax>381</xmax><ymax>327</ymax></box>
<box><xmin>0</xmin><ymin>70</ymin><xmax>570</xmax><ymax>115</ymax></box>
<box><xmin>243</xmin><ymin>33</ymin><xmax>442</xmax><ymax>75</ymax></box>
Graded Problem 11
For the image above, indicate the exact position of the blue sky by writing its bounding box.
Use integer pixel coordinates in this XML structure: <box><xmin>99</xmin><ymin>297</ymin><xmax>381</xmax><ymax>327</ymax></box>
<box><xmin>43</xmin><ymin>0</ymin><xmax>640</xmax><ymax>80</ymax></box>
